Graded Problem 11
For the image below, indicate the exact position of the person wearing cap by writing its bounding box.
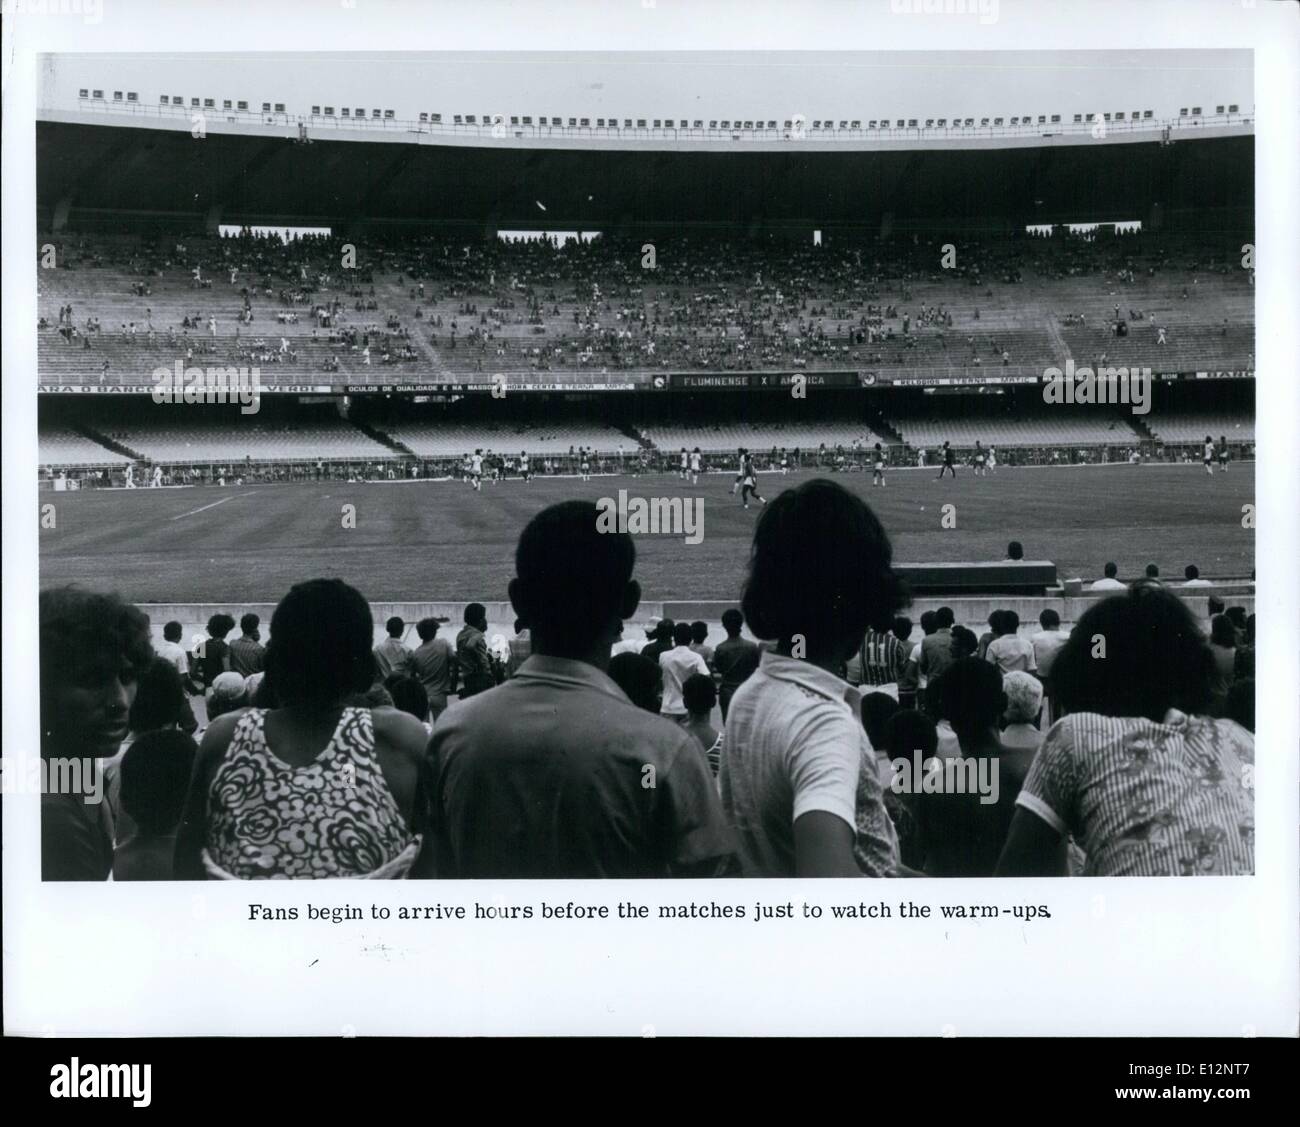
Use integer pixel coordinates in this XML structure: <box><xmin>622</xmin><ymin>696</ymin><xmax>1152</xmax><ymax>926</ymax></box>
<box><xmin>206</xmin><ymin>671</ymin><xmax>249</xmax><ymax>722</ymax></box>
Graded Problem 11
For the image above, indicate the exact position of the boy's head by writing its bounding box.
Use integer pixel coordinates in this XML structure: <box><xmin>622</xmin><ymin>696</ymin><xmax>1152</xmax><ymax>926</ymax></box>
<box><xmin>119</xmin><ymin>730</ymin><xmax>198</xmax><ymax>836</ymax></box>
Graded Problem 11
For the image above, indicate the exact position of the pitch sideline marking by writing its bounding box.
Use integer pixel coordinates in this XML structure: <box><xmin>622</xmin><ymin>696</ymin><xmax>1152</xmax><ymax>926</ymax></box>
<box><xmin>169</xmin><ymin>491</ymin><xmax>257</xmax><ymax>521</ymax></box>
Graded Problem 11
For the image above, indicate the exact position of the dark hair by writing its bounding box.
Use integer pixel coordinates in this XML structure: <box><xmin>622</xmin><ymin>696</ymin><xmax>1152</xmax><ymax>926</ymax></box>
<box><xmin>240</xmin><ymin>612</ymin><xmax>260</xmax><ymax>635</ymax></box>
<box><xmin>656</xmin><ymin>617</ymin><xmax>675</xmax><ymax>642</ymax></box>
<box><xmin>416</xmin><ymin>617</ymin><xmax>441</xmax><ymax>642</ymax></box>
<box><xmin>608</xmin><ymin>652</ymin><xmax>662</xmax><ymax>713</ymax></box>
<box><xmin>919</xmin><ymin>610</ymin><xmax>937</xmax><ymax>635</ymax></box>
<box><xmin>1039</xmin><ymin>608</ymin><xmax>1061</xmax><ymax>630</ymax></box>
<box><xmin>511</xmin><ymin>501</ymin><xmax>636</xmax><ymax>656</ymax></box>
<box><xmin>128</xmin><ymin>657</ymin><xmax>188</xmax><ymax>733</ymax></box>
<box><xmin>1244</xmin><ymin>613</ymin><xmax>1255</xmax><ymax>646</ymax></box>
<box><xmin>1225</xmin><ymin>678</ymin><xmax>1254</xmax><ymax>733</ymax></box>
<box><xmin>690</xmin><ymin>620</ymin><xmax>709</xmax><ymax>645</ymax></box>
<box><xmin>264</xmin><ymin>579</ymin><xmax>374</xmax><ymax>708</ymax></box>
<box><xmin>514</xmin><ymin>618</ymin><xmax>527</xmax><ymax>635</ymax></box>
<box><xmin>721</xmin><ymin>608</ymin><xmax>744</xmax><ymax>635</ymax></box>
<box><xmin>987</xmin><ymin>609</ymin><xmax>1007</xmax><ymax>637</ymax></box>
<box><xmin>861</xmin><ymin>691</ymin><xmax>901</xmax><ymax>750</ymax></box>
<box><xmin>383</xmin><ymin>674</ymin><xmax>429</xmax><ymax>723</ymax></box>
<box><xmin>1184</xmin><ymin>565</ymin><xmax>1200</xmax><ymax>580</ymax></box>
<box><xmin>950</xmin><ymin>625</ymin><xmax>979</xmax><ymax>659</ymax></box>
<box><xmin>1002</xmin><ymin>610</ymin><xmax>1020</xmax><ymax>634</ymax></box>
<box><xmin>1006</xmin><ymin>541</ymin><xmax>1024</xmax><ymax>561</ymax></box>
<box><xmin>741</xmin><ymin>479</ymin><xmax>906</xmax><ymax>659</ymax></box>
<box><xmin>464</xmin><ymin>602</ymin><xmax>486</xmax><ymax>627</ymax></box>
<box><xmin>206</xmin><ymin>613</ymin><xmax>236</xmax><ymax>639</ymax></box>
<box><xmin>386</xmin><ymin>616</ymin><xmax>404</xmax><ymax>638</ymax></box>
<box><xmin>1209</xmin><ymin>614</ymin><xmax>1237</xmax><ymax>648</ymax></box>
<box><xmin>163</xmin><ymin>620</ymin><xmax>183</xmax><ymax>643</ymax></box>
<box><xmin>883</xmin><ymin>708</ymin><xmax>938</xmax><ymax>764</ymax></box>
<box><xmin>39</xmin><ymin>587</ymin><xmax>153</xmax><ymax>718</ymax></box>
<box><xmin>672</xmin><ymin>621</ymin><xmax>694</xmax><ymax>647</ymax></box>
<box><xmin>1207</xmin><ymin>596</ymin><xmax>1225</xmax><ymax>617</ymax></box>
<box><xmin>1144</xmin><ymin>563</ymin><xmax>1159</xmax><ymax>579</ymax></box>
<box><xmin>934</xmin><ymin>606</ymin><xmax>955</xmax><ymax>630</ymax></box>
<box><xmin>893</xmin><ymin>615</ymin><xmax>913</xmax><ymax>641</ymax></box>
<box><xmin>119</xmin><ymin>729</ymin><xmax>197</xmax><ymax>835</ymax></box>
<box><xmin>1051</xmin><ymin>587</ymin><xmax>1216</xmax><ymax>721</ymax></box>
<box><xmin>1103</xmin><ymin>562</ymin><xmax>1119</xmax><ymax>578</ymax></box>
<box><xmin>1225</xmin><ymin>606</ymin><xmax>1247</xmax><ymax>629</ymax></box>
<box><xmin>934</xmin><ymin>658</ymin><xmax>1007</xmax><ymax>736</ymax></box>
<box><xmin>682</xmin><ymin>672</ymin><xmax>717</xmax><ymax>715</ymax></box>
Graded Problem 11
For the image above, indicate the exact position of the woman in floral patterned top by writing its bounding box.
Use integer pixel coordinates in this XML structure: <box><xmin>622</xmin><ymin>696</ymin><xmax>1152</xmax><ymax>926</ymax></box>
<box><xmin>996</xmin><ymin>584</ymin><xmax>1253</xmax><ymax>877</ymax></box>
<box><xmin>175</xmin><ymin>579</ymin><xmax>431</xmax><ymax>879</ymax></box>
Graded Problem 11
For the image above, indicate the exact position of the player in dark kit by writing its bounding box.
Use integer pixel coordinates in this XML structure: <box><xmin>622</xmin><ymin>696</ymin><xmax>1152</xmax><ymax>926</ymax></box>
<box><xmin>1217</xmin><ymin>434</ymin><xmax>1229</xmax><ymax>472</ymax></box>
<box><xmin>739</xmin><ymin>451</ymin><xmax>766</xmax><ymax>510</ymax></box>
<box><xmin>872</xmin><ymin>442</ymin><xmax>887</xmax><ymax>487</ymax></box>
<box><xmin>936</xmin><ymin>441</ymin><xmax>957</xmax><ymax>480</ymax></box>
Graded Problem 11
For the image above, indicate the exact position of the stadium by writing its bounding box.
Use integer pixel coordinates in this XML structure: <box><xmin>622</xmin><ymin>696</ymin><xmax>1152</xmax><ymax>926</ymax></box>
<box><xmin>37</xmin><ymin>52</ymin><xmax>1255</xmax><ymax>628</ymax></box>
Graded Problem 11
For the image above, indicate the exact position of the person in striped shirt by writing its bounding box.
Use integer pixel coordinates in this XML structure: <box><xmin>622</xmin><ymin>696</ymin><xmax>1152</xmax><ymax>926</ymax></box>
<box><xmin>996</xmin><ymin>585</ymin><xmax>1254</xmax><ymax>877</ymax></box>
<box><xmin>859</xmin><ymin>621</ymin><xmax>909</xmax><ymax>691</ymax></box>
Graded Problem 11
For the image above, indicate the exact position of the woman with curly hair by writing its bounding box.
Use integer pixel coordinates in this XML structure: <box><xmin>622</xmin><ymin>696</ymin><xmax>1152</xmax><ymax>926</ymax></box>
<box><xmin>174</xmin><ymin>579</ymin><xmax>431</xmax><ymax>879</ymax></box>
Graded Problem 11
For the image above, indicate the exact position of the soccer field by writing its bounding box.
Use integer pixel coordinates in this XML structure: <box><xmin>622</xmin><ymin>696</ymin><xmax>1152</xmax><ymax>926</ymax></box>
<box><xmin>39</xmin><ymin>463</ymin><xmax>1255</xmax><ymax>604</ymax></box>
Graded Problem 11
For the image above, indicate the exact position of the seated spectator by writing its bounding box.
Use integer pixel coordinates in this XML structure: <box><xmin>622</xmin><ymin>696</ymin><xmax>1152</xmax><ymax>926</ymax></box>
<box><xmin>175</xmin><ymin>578</ymin><xmax>431</xmax><ymax>879</ymax></box>
<box><xmin>206</xmin><ymin>671</ymin><xmax>249</xmax><ymax>721</ymax></box>
<box><xmin>373</xmin><ymin>615</ymin><xmax>413</xmax><ymax>680</ymax></box>
<box><xmin>195</xmin><ymin>612</ymin><xmax>235</xmax><ymax>689</ymax></box>
<box><xmin>384</xmin><ymin>673</ymin><xmax>431</xmax><ymax>729</ymax></box>
<box><xmin>228</xmin><ymin>613</ymin><xmax>266</xmax><ymax>676</ymax></box>
<box><xmin>950</xmin><ymin>624</ymin><xmax>979</xmax><ymax>660</ymax></box>
<box><xmin>430</xmin><ymin>501</ymin><xmax>735</xmax><ymax>878</ymax></box>
<box><xmin>608</xmin><ymin>652</ymin><xmax>664</xmax><ymax>713</ymax></box>
<box><xmin>1000</xmin><ymin>671</ymin><xmax>1045</xmax><ymax>751</ymax></box>
<box><xmin>1090</xmin><ymin>561</ymin><xmax>1125</xmax><ymax>591</ymax></box>
<box><xmin>920</xmin><ymin>658</ymin><xmax>1027</xmax><ymax>878</ymax></box>
<box><xmin>713</xmin><ymin>608</ymin><xmax>760</xmax><ymax>720</ymax></box>
<box><xmin>688</xmin><ymin>621</ymin><xmax>714</xmax><ymax>670</ymax></box>
<box><xmin>127</xmin><ymin>656</ymin><xmax>199</xmax><ymax>739</ymax></box>
<box><xmin>1225</xmin><ymin>606</ymin><xmax>1248</xmax><ymax>644</ymax></box>
<box><xmin>681</xmin><ymin>673</ymin><xmax>723</xmax><ymax>777</ymax></box>
<box><xmin>1182</xmin><ymin>564</ymin><xmax>1212</xmax><ymax>588</ymax></box>
<box><xmin>659</xmin><ymin>621</ymin><xmax>710</xmax><ymax>719</ymax></box>
<box><xmin>1005</xmin><ymin>541</ymin><xmax>1025</xmax><ymax>561</ymax></box>
<box><xmin>40</xmin><ymin>588</ymin><xmax>153</xmax><ymax>881</ymax></box>
<box><xmin>113</xmin><ymin>730</ymin><xmax>197</xmax><ymax>882</ymax></box>
<box><xmin>720</xmin><ymin>479</ymin><xmax>905</xmax><ymax>877</ymax></box>
<box><xmin>997</xmin><ymin>586</ymin><xmax>1254</xmax><ymax>876</ymax></box>
<box><xmin>1144</xmin><ymin>563</ymin><xmax>1160</xmax><ymax>581</ymax></box>
<box><xmin>1207</xmin><ymin>613</ymin><xmax>1238</xmax><ymax>714</ymax></box>
<box><xmin>1225</xmin><ymin>679</ymin><xmax>1254</xmax><ymax>734</ymax></box>
<box><xmin>881</xmin><ymin>708</ymin><xmax>937</xmax><ymax>872</ymax></box>
<box><xmin>985</xmin><ymin>610</ymin><xmax>1036</xmax><ymax>674</ymax></box>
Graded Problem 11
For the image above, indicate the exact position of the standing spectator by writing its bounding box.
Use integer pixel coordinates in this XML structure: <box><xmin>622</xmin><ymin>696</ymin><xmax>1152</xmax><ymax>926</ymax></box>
<box><xmin>1030</xmin><ymin>608</ymin><xmax>1068</xmax><ymax>723</ymax></box>
<box><xmin>195</xmin><ymin>613</ymin><xmax>235</xmax><ymax>690</ymax></box>
<box><xmin>40</xmin><ymin>588</ymin><xmax>153</xmax><ymax>880</ymax></box>
<box><xmin>985</xmin><ymin>610</ymin><xmax>1037</xmax><ymax>674</ymax></box>
<box><xmin>113</xmin><ymin>730</ymin><xmax>197</xmax><ymax>882</ymax></box>
<box><xmin>430</xmin><ymin>501</ymin><xmax>735</xmax><ymax>878</ymax></box>
<box><xmin>456</xmin><ymin>603</ymin><xmax>495</xmax><ymax>699</ymax></box>
<box><xmin>893</xmin><ymin>616</ymin><xmax>920</xmax><ymax>709</ymax></box>
<box><xmin>640</xmin><ymin>617</ymin><xmax>676</xmax><ymax>663</ymax></box>
<box><xmin>228</xmin><ymin>612</ymin><xmax>266</xmax><ymax>676</ymax></box>
<box><xmin>860</xmin><ymin>618</ymin><xmax>909</xmax><ymax>692</ymax></box>
<box><xmin>997</xmin><ymin>586</ymin><xmax>1254</xmax><ymax>877</ymax></box>
<box><xmin>411</xmin><ymin>617</ymin><xmax>457</xmax><ymax>723</ymax></box>
<box><xmin>1000</xmin><ymin>671</ymin><xmax>1045</xmax><ymax>751</ymax></box>
<box><xmin>155</xmin><ymin>620</ymin><xmax>190</xmax><ymax>678</ymax></box>
<box><xmin>720</xmin><ymin>479</ymin><xmax>905</xmax><ymax>877</ymax></box>
<box><xmin>918</xmin><ymin>605</ymin><xmax>957</xmax><ymax>683</ymax></box>
<box><xmin>881</xmin><ymin>709</ymin><xmax>937</xmax><ymax>872</ymax></box>
<box><xmin>384</xmin><ymin>674</ymin><xmax>432</xmax><ymax>730</ymax></box>
<box><xmin>681</xmin><ymin>674</ymin><xmax>723</xmax><ymax>777</ymax></box>
<box><xmin>688</xmin><ymin>620</ymin><xmax>714</xmax><ymax>671</ymax></box>
<box><xmin>175</xmin><ymin>578</ymin><xmax>430</xmax><ymax>879</ymax></box>
<box><xmin>206</xmin><ymin>671</ymin><xmax>249</xmax><ymax>722</ymax></box>
<box><xmin>373</xmin><ymin>616</ymin><xmax>413</xmax><ymax>680</ymax></box>
<box><xmin>659</xmin><ymin>622</ymin><xmax>710</xmax><ymax>720</ymax></box>
<box><xmin>713</xmin><ymin>608</ymin><xmax>760</xmax><ymax>720</ymax></box>
<box><xmin>608</xmin><ymin>652</ymin><xmax>664</xmax><ymax>714</ymax></box>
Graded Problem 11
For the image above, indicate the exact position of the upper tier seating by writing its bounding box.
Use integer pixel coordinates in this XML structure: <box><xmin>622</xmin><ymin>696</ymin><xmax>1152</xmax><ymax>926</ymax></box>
<box><xmin>38</xmin><ymin>425</ymin><xmax>129</xmax><ymax>467</ymax></box>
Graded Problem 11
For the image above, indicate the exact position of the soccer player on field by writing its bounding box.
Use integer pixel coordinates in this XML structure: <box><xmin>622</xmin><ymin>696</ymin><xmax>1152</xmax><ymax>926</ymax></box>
<box><xmin>987</xmin><ymin>445</ymin><xmax>997</xmax><ymax>472</ymax></box>
<box><xmin>872</xmin><ymin>442</ymin><xmax>887</xmax><ymax>487</ymax></box>
<box><xmin>580</xmin><ymin>449</ymin><xmax>591</xmax><ymax>482</ymax></box>
<box><xmin>520</xmin><ymin>451</ymin><xmax>532</xmax><ymax>482</ymax></box>
<box><xmin>731</xmin><ymin>447</ymin><xmax>746</xmax><ymax>495</ymax></box>
<box><xmin>1203</xmin><ymin>435</ymin><xmax>1215</xmax><ymax>475</ymax></box>
<box><xmin>936</xmin><ymin>441</ymin><xmax>957</xmax><ymax>480</ymax></box>
<box><xmin>680</xmin><ymin>447</ymin><xmax>689</xmax><ymax>480</ymax></box>
<box><xmin>1217</xmin><ymin>435</ymin><xmax>1229</xmax><ymax>472</ymax></box>
<box><xmin>470</xmin><ymin>449</ymin><xmax>484</xmax><ymax>492</ymax></box>
<box><xmin>739</xmin><ymin>451</ymin><xmax>766</xmax><ymax>510</ymax></box>
<box><xmin>779</xmin><ymin>448</ymin><xmax>789</xmax><ymax>474</ymax></box>
<box><xmin>689</xmin><ymin>447</ymin><xmax>702</xmax><ymax>485</ymax></box>
<box><xmin>974</xmin><ymin>440</ymin><xmax>987</xmax><ymax>477</ymax></box>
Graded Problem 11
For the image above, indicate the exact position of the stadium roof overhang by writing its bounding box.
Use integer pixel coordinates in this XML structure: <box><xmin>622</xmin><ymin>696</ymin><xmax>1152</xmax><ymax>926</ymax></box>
<box><xmin>37</xmin><ymin>117</ymin><xmax>1253</xmax><ymax>233</ymax></box>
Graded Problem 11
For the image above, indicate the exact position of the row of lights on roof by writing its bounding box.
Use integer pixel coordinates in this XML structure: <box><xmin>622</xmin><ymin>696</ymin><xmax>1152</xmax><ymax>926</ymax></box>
<box><xmin>74</xmin><ymin>91</ymin><xmax>1241</xmax><ymax>124</ymax></box>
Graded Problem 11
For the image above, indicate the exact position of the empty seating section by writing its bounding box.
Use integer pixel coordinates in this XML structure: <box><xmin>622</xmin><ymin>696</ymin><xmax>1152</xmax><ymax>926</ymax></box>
<box><xmin>1146</xmin><ymin>414</ymin><xmax>1254</xmax><ymax>443</ymax></box>
<box><xmin>38</xmin><ymin>230</ymin><xmax>1254</xmax><ymax>387</ymax></box>
<box><xmin>892</xmin><ymin>412</ymin><xmax>1140</xmax><ymax>449</ymax></box>
<box><xmin>102</xmin><ymin>420</ymin><xmax>394</xmax><ymax>464</ymax></box>
<box><xmin>387</xmin><ymin>421</ymin><xmax>630</xmax><ymax>456</ymax></box>
<box><xmin>38</xmin><ymin>425</ymin><xmax>130</xmax><ymax>466</ymax></box>
<box><xmin>641</xmin><ymin>421</ymin><xmax>886</xmax><ymax>453</ymax></box>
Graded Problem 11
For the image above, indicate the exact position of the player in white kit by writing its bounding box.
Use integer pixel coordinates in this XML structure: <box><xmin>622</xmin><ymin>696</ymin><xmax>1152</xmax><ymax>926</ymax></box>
<box><xmin>987</xmin><ymin>445</ymin><xmax>997</xmax><ymax>472</ymax></box>
<box><xmin>689</xmin><ymin>447</ymin><xmax>702</xmax><ymax>485</ymax></box>
<box><xmin>872</xmin><ymin>443</ymin><xmax>887</xmax><ymax>487</ymax></box>
<box><xmin>680</xmin><ymin>448</ymin><xmax>689</xmax><ymax>480</ymax></box>
<box><xmin>470</xmin><ymin>450</ymin><xmax>483</xmax><ymax>491</ymax></box>
<box><xmin>520</xmin><ymin>451</ymin><xmax>532</xmax><ymax>482</ymax></box>
<box><xmin>1203</xmin><ymin>436</ymin><xmax>1215</xmax><ymax>474</ymax></box>
<box><xmin>152</xmin><ymin>464</ymin><xmax>163</xmax><ymax>487</ymax></box>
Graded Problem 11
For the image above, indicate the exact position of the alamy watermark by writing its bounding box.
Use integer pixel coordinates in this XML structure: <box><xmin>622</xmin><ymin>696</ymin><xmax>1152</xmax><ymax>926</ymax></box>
<box><xmin>151</xmin><ymin>361</ymin><xmax>262</xmax><ymax>414</ymax></box>
<box><xmin>1042</xmin><ymin>359</ymin><xmax>1151</xmax><ymax>415</ymax></box>
<box><xmin>889</xmin><ymin>750</ymin><xmax>1000</xmax><ymax>805</ymax></box>
<box><xmin>1</xmin><ymin>756</ymin><xmax>104</xmax><ymax>804</ymax></box>
<box><xmin>596</xmin><ymin>491</ymin><xmax>704</xmax><ymax>545</ymax></box>
<box><xmin>890</xmin><ymin>0</ymin><xmax>999</xmax><ymax>25</ymax></box>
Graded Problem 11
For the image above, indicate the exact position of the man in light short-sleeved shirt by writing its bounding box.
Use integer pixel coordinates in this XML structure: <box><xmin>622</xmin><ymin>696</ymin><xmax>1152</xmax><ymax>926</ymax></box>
<box><xmin>719</xmin><ymin>650</ymin><xmax>898</xmax><ymax>877</ymax></box>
